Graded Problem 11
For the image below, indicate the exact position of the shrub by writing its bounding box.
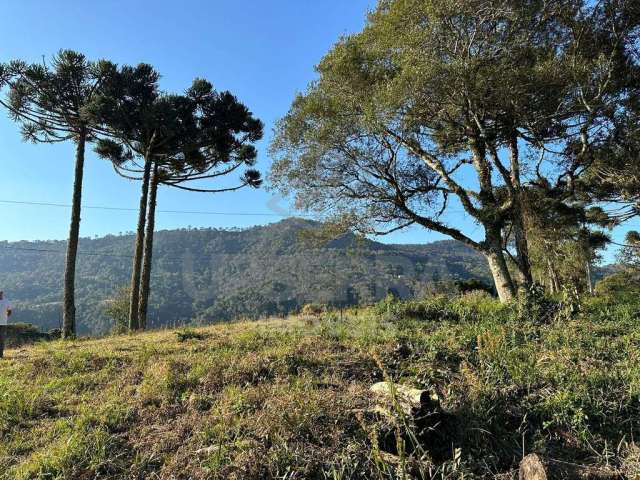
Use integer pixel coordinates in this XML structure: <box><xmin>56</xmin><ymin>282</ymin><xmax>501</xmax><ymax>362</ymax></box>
<box><xmin>5</xmin><ymin>323</ymin><xmax>51</xmax><ymax>348</ymax></box>
<box><xmin>374</xmin><ymin>294</ymin><xmax>466</xmax><ymax>322</ymax></box>
<box><xmin>300</xmin><ymin>303</ymin><xmax>326</xmax><ymax>316</ymax></box>
<box><xmin>515</xmin><ymin>284</ymin><xmax>559</xmax><ymax>324</ymax></box>
<box><xmin>454</xmin><ymin>278</ymin><xmax>496</xmax><ymax>296</ymax></box>
<box><xmin>102</xmin><ymin>286</ymin><xmax>130</xmax><ymax>334</ymax></box>
<box><xmin>594</xmin><ymin>270</ymin><xmax>640</xmax><ymax>305</ymax></box>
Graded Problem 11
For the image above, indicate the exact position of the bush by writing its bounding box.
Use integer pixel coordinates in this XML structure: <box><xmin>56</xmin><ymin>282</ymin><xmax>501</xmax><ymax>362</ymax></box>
<box><xmin>5</xmin><ymin>323</ymin><xmax>52</xmax><ymax>348</ymax></box>
<box><xmin>374</xmin><ymin>294</ymin><xmax>472</xmax><ymax>323</ymax></box>
<box><xmin>455</xmin><ymin>278</ymin><xmax>496</xmax><ymax>296</ymax></box>
<box><xmin>102</xmin><ymin>286</ymin><xmax>130</xmax><ymax>334</ymax></box>
<box><xmin>300</xmin><ymin>304</ymin><xmax>326</xmax><ymax>316</ymax></box>
<box><xmin>594</xmin><ymin>270</ymin><xmax>640</xmax><ymax>305</ymax></box>
<box><xmin>515</xmin><ymin>284</ymin><xmax>559</xmax><ymax>324</ymax></box>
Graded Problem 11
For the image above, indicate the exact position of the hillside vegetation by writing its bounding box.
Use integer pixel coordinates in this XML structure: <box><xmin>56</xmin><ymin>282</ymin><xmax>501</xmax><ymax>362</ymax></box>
<box><xmin>0</xmin><ymin>219</ymin><xmax>490</xmax><ymax>335</ymax></box>
<box><xmin>1</xmin><ymin>285</ymin><xmax>639</xmax><ymax>479</ymax></box>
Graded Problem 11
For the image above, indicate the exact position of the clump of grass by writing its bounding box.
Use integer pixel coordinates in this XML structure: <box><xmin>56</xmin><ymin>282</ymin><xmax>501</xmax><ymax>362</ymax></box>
<box><xmin>175</xmin><ymin>328</ymin><xmax>208</xmax><ymax>342</ymax></box>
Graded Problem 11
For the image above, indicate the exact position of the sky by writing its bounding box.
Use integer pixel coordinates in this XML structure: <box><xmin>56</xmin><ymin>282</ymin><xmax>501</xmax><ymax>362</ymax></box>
<box><xmin>0</xmin><ymin>0</ymin><xmax>636</xmax><ymax>262</ymax></box>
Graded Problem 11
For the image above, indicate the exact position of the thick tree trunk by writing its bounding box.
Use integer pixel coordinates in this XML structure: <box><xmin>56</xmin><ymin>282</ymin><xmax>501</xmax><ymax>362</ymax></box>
<box><xmin>484</xmin><ymin>229</ymin><xmax>516</xmax><ymax>302</ymax></box>
<box><xmin>138</xmin><ymin>164</ymin><xmax>159</xmax><ymax>330</ymax></box>
<box><xmin>62</xmin><ymin>128</ymin><xmax>86</xmax><ymax>339</ymax></box>
<box><xmin>128</xmin><ymin>158</ymin><xmax>152</xmax><ymax>331</ymax></box>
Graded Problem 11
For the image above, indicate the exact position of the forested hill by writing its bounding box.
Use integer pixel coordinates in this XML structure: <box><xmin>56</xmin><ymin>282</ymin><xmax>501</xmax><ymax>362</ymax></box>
<box><xmin>0</xmin><ymin>218</ymin><xmax>490</xmax><ymax>335</ymax></box>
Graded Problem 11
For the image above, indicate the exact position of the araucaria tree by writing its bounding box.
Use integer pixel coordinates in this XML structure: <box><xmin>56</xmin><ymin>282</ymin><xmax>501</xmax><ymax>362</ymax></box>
<box><xmin>270</xmin><ymin>0</ymin><xmax>639</xmax><ymax>302</ymax></box>
<box><xmin>90</xmin><ymin>63</ymin><xmax>164</xmax><ymax>331</ymax></box>
<box><xmin>95</xmin><ymin>78</ymin><xmax>263</xmax><ymax>330</ymax></box>
<box><xmin>135</xmin><ymin>80</ymin><xmax>262</xmax><ymax>330</ymax></box>
<box><xmin>522</xmin><ymin>193</ymin><xmax>612</xmax><ymax>294</ymax></box>
<box><xmin>0</xmin><ymin>51</ymin><xmax>117</xmax><ymax>336</ymax></box>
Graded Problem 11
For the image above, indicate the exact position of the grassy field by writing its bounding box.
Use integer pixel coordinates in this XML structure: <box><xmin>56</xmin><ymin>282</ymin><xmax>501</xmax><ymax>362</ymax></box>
<box><xmin>1</xmin><ymin>290</ymin><xmax>640</xmax><ymax>479</ymax></box>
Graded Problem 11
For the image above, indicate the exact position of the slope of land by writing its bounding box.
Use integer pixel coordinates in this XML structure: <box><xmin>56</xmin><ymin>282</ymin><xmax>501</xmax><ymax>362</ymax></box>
<box><xmin>0</xmin><ymin>218</ymin><xmax>491</xmax><ymax>335</ymax></box>
<box><xmin>1</xmin><ymin>289</ymin><xmax>639</xmax><ymax>479</ymax></box>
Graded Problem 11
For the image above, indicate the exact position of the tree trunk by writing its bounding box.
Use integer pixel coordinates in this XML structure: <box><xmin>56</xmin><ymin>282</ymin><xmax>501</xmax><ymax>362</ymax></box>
<box><xmin>513</xmin><ymin>206</ymin><xmax>533</xmax><ymax>286</ymax></box>
<box><xmin>585</xmin><ymin>260</ymin><xmax>593</xmax><ymax>294</ymax></box>
<box><xmin>508</xmin><ymin>135</ymin><xmax>533</xmax><ymax>287</ymax></box>
<box><xmin>547</xmin><ymin>258</ymin><xmax>560</xmax><ymax>294</ymax></box>
<box><xmin>62</xmin><ymin>128</ymin><xmax>86</xmax><ymax>339</ymax></box>
<box><xmin>128</xmin><ymin>158</ymin><xmax>152</xmax><ymax>331</ymax></box>
<box><xmin>484</xmin><ymin>229</ymin><xmax>516</xmax><ymax>302</ymax></box>
<box><xmin>138</xmin><ymin>163</ymin><xmax>159</xmax><ymax>330</ymax></box>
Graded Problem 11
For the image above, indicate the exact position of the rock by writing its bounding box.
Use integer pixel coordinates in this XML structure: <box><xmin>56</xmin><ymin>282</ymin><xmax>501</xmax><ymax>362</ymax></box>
<box><xmin>519</xmin><ymin>454</ymin><xmax>547</xmax><ymax>480</ymax></box>
<box><xmin>370</xmin><ymin>382</ymin><xmax>438</xmax><ymax>416</ymax></box>
<box><xmin>196</xmin><ymin>445</ymin><xmax>221</xmax><ymax>456</ymax></box>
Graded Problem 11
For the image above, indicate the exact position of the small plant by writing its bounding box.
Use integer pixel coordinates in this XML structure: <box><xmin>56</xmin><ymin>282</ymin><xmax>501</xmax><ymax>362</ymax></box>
<box><xmin>300</xmin><ymin>303</ymin><xmax>326</xmax><ymax>316</ymax></box>
<box><xmin>175</xmin><ymin>328</ymin><xmax>207</xmax><ymax>342</ymax></box>
<box><xmin>555</xmin><ymin>285</ymin><xmax>581</xmax><ymax>322</ymax></box>
<box><xmin>374</xmin><ymin>294</ymin><xmax>465</xmax><ymax>323</ymax></box>
<box><xmin>103</xmin><ymin>286</ymin><xmax>131</xmax><ymax>334</ymax></box>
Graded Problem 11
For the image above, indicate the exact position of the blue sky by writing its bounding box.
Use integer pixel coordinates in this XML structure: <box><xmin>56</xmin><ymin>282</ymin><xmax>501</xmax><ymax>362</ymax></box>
<box><xmin>0</xmin><ymin>0</ymin><xmax>636</xmax><ymax>262</ymax></box>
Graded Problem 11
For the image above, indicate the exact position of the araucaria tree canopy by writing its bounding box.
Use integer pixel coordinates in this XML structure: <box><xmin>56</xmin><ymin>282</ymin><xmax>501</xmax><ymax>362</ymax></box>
<box><xmin>270</xmin><ymin>0</ymin><xmax>640</xmax><ymax>301</ymax></box>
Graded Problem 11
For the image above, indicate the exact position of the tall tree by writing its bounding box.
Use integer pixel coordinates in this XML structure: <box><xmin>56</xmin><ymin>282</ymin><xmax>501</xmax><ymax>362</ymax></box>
<box><xmin>91</xmin><ymin>66</ymin><xmax>182</xmax><ymax>330</ymax></box>
<box><xmin>580</xmin><ymin>0</ymin><xmax>640</xmax><ymax>220</ymax></box>
<box><xmin>586</xmin><ymin>89</ymin><xmax>640</xmax><ymax>221</ymax></box>
<box><xmin>95</xmin><ymin>79</ymin><xmax>263</xmax><ymax>329</ymax></box>
<box><xmin>270</xmin><ymin>0</ymin><xmax>638</xmax><ymax>302</ymax></box>
<box><xmin>0</xmin><ymin>51</ymin><xmax>117</xmax><ymax>337</ymax></box>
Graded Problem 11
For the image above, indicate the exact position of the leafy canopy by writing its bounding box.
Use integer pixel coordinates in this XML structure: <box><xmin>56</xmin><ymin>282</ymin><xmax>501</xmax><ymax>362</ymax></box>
<box><xmin>271</xmin><ymin>0</ymin><xmax>638</xmax><ymax>248</ymax></box>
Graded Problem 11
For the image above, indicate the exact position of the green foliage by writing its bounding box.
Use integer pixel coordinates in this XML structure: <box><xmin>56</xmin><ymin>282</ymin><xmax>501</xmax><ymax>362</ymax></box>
<box><xmin>593</xmin><ymin>270</ymin><xmax>640</xmax><ymax>304</ymax></box>
<box><xmin>515</xmin><ymin>284</ymin><xmax>559</xmax><ymax>325</ymax></box>
<box><xmin>375</xmin><ymin>290</ymin><xmax>509</xmax><ymax>325</ymax></box>
<box><xmin>375</xmin><ymin>294</ymin><xmax>461</xmax><ymax>322</ymax></box>
<box><xmin>102</xmin><ymin>286</ymin><xmax>130</xmax><ymax>334</ymax></box>
<box><xmin>523</xmin><ymin>189</ymin><xmax>613</xmax><ymax>293</ymax></box>
<box><xmin>3</xmin><ymin>323</ymin><xmax>53</xmax><ymax>348</ymax></box>
<box><xmin>0</xmin><ymin>220</ymin><xmax>491</xmax><ymax>335</ymax></box>
<box><xmin>270</xmin><ymin>0</ymin><xmax>638</xmax><ymax>302</ymax></box>
<box><xmin>93</xmin><ymin>75</ymin><xmax>264</xmax><ymax>192</ymax></box>
<box><xmin>2</xmin><ymin>50</ymin><xmax>118</xmax><ymax>143</ymax></box>
<box><xmin>618</xmin><ymin>230</ymin><xmax>640</xmax><ymax>269</ymax></box>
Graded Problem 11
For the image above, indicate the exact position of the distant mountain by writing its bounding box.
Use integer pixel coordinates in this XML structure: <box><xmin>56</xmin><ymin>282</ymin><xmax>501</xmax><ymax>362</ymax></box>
<box><xmin>0</xmin><ymin>218</ymin><xmax>491</xmax><ymax>335</ymax></box>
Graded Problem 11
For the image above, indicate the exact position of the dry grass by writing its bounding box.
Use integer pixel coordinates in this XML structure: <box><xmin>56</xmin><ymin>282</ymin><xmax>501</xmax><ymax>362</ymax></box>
<box><xmin>1</xmin><ymin>294</ymin><xmax>639</xmax><ymax>479</ymax></box>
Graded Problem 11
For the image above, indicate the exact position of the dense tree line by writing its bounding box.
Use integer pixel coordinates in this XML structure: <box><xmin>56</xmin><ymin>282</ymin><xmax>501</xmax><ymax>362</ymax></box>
<box><xmin>0</xmin><ymin>220</ymin><xmax>494</xmax><ymax>335</ymax></box>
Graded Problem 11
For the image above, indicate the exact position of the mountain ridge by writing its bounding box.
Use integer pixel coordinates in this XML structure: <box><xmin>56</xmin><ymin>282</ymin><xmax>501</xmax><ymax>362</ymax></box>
<box><xmin>0</xmin><ymin>218</ymin><xmax>491</xmax><ymax>334</ymax></box>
